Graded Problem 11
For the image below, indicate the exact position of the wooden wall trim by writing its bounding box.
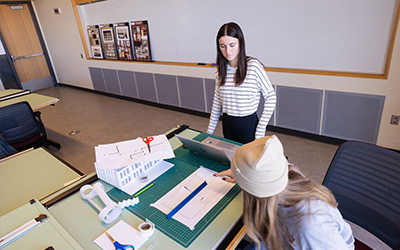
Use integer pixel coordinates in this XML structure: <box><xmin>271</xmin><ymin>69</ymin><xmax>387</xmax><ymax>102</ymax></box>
<box><xmin>73</xmin><ymin>0</ymin><xmax>102</xmax><ymax>5</ymax></box>
<box><xmin>71</xmin><ymin>0</ymin><xmax>90</xmax><ymax>59</ymax></box>
<box><xmin>385</xmin><ymin>0</ymin><xmax>400</xmax><ymax>78</ymax></box>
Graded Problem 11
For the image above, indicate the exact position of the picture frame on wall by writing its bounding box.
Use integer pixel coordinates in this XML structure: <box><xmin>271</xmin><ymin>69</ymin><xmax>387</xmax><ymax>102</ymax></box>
<box><xmin>99</xmin><ymin>23</ymin><xmax>118</xmax><ymax>60</ymax></box>
<box><xmin>87</xmin><ymin>25</ymin><xmax>103</xmax><ymax>59</ymax></box>
<box><xmin>91</xmin><ymin>46</ymin><xmax>103</xmax><ymax>59</ymax></box>
<box><xmin>130</xmin><ymin>20</ymin><xmax>152</xmax><ymax>62</ymax></box>
<box><xmin>114</xmin><ymin>22</ymin><xmax>133</xmax><ymax>61</ymax></box>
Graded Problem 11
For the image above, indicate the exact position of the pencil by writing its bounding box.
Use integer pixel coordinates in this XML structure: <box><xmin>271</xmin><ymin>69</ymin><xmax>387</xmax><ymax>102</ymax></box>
<box><xmin>134</xmin><ymin>182</ymin><xmax>156</xmax><ymax>197</ymax></box>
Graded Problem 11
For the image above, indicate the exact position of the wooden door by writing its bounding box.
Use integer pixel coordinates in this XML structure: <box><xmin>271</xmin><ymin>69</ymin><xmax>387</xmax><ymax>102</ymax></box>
<box><xmin>0</xmin><ymin>3</ymin><xmax>52</xmax><ymax>88</ymax></box>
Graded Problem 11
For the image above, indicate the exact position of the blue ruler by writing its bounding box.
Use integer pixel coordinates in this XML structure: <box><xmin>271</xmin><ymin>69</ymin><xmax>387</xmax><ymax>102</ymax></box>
<box><xmin>166</xmin><ymin>181</ymin><xmax>208</xmax><ymax>219</ymax></box>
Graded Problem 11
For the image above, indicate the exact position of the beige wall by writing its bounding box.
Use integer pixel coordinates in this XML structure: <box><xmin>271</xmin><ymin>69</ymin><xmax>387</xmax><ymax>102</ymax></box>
<box><xmin>32</xmin><ymin>0</ymin><xmax>400</xmax><ymax>150</ymax></box>
<box><xmin>32</xmin><ymin>0</ymin><xmax>92</xmax><ymax>89</ymax></box>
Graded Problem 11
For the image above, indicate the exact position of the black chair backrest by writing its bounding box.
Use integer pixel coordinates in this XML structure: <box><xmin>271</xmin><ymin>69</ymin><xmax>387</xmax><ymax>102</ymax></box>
<box><xmin>0</xmin><ymin>135</ymin><xmax>17</xmax><ymax>159</ymax></box>
<box><xmin>323</xmin><ymin>141</ymin><xmax>400</xmax><ymax>249</ymax></box>
<box><xmin>0</xmin><ymin>101</ymin><xmax>46</xmax><ymax>150</ymax></box>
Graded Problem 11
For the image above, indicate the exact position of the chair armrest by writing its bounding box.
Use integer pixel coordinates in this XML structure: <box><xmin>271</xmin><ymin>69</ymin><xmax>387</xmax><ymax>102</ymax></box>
<box><xmin>34</xmin><ymin>111</ymin><xmax>41</xmax><ymax>117</ymax></box>
<box><xmin>33</xmin><ymin>111</ymin><xmax>43</xmax><ymax>123</ymax></box>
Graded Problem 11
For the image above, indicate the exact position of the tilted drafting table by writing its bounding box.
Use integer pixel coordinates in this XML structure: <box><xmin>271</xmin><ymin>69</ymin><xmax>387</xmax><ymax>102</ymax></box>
<box><xmin>0</xmin><ymin>126</ymin><xmax>243</xmax><ymax>249</ymax></box>
<box><xmin>0</xmin><ymin>89</ymin><xmax>31</xmax><ymax>99</ymax></box>
<box><xmin>0</xmin><ymin>89</ymin><xmax>59</xmax><ymax>110</ymax></box>
<box><xmin>0</xmin><ymin>147</ymin><xmax>84</xmax><ymax>217</ymax></box>
<box><xmin>0</xmin><ymin>199</ymin><xmax>84</xmax><ymax>249</ymax></box>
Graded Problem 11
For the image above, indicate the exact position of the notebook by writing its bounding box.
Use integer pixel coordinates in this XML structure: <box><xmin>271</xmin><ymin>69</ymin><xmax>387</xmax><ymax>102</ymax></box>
<box><xmin>175</xmin><ymin>135</ymin><xmax>240</xmax><ymax>165</ymax></box>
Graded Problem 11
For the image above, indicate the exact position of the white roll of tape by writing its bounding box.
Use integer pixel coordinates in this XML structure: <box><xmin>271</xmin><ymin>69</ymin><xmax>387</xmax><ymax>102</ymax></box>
<box><xmin>138</xmin><ymin>221</ymin><xmax>155</xmax><ymax>238</ymax></box>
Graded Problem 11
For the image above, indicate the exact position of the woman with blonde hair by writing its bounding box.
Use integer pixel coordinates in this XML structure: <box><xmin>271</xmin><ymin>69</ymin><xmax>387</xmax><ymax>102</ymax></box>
<box><xmin>215</xmin><ymin>136</ymin><xmax>354</xmax><ymax>249</ymax></box>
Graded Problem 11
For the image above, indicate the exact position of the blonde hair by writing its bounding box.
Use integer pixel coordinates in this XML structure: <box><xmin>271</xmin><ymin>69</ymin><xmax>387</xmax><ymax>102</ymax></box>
<box><xmin>242</xmin><ymin>169</ymin><xmax>337</xmax><ymax>249</ymax></box>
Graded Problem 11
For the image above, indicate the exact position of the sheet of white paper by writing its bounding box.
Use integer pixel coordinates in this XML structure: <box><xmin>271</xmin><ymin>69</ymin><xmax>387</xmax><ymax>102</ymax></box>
<box><xmin>95</xmin><ymin>135</ymin><xmax>175</xmax><ymax>170</ymax></box>
<box><xmin>151</xmin><ymin>167</ymin><xmax>235</xmax><ymax>230</ymax></box>
<box><xmin>121</xmin><ymin>160</ymin><xmax>174</xmax><ymax>195</ymax></box>
<box><xmin>94</xmin><ymin>220</ymin><xmax>147</xmax><ymax>250</ymax></box>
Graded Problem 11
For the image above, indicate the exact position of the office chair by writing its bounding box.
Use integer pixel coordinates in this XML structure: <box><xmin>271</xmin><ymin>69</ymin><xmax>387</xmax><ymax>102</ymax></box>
<box><xmin>0</xmin><ymin>101</ymin><xmax>61</xmax><ymax>151</ymax></box>
<box><xmin>322</xmin><ymin>141</ymin><xmax>400</xmax><ymax>250</ymax></box>
<box><xmin>0</xmin><ymin>135</ymin><xmax>17</xmax><ymax>159</ymax></box>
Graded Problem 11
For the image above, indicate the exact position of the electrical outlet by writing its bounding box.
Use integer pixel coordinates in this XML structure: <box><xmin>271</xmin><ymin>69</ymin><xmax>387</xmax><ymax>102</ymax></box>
<box><xmin>390</xmin><ymin>115</ymin><xmax>399</xmax><ymax>125</ymax></box>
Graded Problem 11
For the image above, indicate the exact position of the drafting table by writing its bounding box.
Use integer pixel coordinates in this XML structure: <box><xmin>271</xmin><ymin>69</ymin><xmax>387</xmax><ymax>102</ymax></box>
<box><xmin>0</xmin><ymin>89</ymin><xmax>31</xmax><ymax>100</ymax></box>
<box><xmin>45</xmin><ymin>126</ymin><xmax>243</xmax><ymax>250</ymax></box>
<box><xmin>0</xmin><ymin>126</ymin><xmax>243</xmax><ymax>249</ymax></box>
<box><xmin>0</xmin><ymin>199</ymin><xmax>83</xmax><ymax>249</ymax></box>
<box><xmin>0</xmin><ymin>89</ymin><xmax>59</xmax><ymax>110</ymax></box>
<box><xmin>0</xmin><ymin>147</ymin><xmax>84</xmax><ymax>217</ymax></box>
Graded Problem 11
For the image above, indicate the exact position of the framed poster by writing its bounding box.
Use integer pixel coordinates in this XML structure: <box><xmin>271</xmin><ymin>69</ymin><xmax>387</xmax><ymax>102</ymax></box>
<box><xmin>130</xmin><ymin>20</ymin><xmax>152</xmax><ymax>61</ymax></box>
<box><xmin>99</xmin><ymin>23</ymin><xmax>118</xmax><ymax>60</ymax></box>
<box><xmin>87</xmin><ymin>25</ymin><xmax>103</xmax><ymax>59</ymax></box>
<box><xmin>114</xmin><ymin>22</ymin><xmax>133</xmax><ymax>61</ymax></box>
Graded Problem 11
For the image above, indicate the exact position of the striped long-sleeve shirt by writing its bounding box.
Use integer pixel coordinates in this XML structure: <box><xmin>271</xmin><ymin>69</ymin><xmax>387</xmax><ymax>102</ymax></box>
<box><xmin>207</xmin><ymin>58</ymin><xmax>276</xmax><ymax>139</ymax></box>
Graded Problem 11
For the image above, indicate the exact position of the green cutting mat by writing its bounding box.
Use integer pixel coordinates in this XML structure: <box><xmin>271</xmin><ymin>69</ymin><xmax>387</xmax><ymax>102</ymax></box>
<box><xmin>107</xmin><ymin>133</ymin><xmax>241</xmax><ymax>248</ymax></box>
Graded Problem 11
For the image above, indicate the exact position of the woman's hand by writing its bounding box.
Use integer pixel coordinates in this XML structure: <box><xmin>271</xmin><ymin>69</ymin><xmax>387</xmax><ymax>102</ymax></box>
<box><xmin>214</xmin><ymin>169</ymin><xmax>236</xmax><ymax>183</ymax></box>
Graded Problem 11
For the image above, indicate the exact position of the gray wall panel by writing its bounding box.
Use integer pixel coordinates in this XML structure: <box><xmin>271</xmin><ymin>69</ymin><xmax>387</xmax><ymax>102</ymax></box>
<box><xmin>177</xmin><ymin>76</ymin><xmax>206</xmax><ymax>112</ymax></box>
<box><xmin>322</xmin><ymin>91</ymin><xmax>385</xmax><ymax>143</ymax></box>
<box><xmin>154</xmin><ymin>74</ymin><xmax>179</xmax><ymax>107</ymax></box>
<box><xmin>89</xmin><ymin>67</ymin><xmax>106</xmax><ymax>92</ymax></box>
<box><xmin>135</xmin><ymin>72</ymin><xmax>157</xmax><ymax>102</ymax></box>
<box><xmin>102</xmin><ymin>69</ymin><xmax>121</xmax><ymax>95</ymax></box>
<box><xmin>83</xmin><ymin>68</ymin><xmax>388</xmax><ymax>143</ymax></box>
<box><xmin>118</xmin><ymin>70</ymin><xmax>137</xmax><ymax>98</ymax></box>
<box><xmin>276</xmin><ymin>86</ymin><xmax>323</xmax><ymax>134</ymax></box>
<box><xmin>204</xmin><ymin>78</ymin><xmax>214</xmax><ymax>113</ymax></box>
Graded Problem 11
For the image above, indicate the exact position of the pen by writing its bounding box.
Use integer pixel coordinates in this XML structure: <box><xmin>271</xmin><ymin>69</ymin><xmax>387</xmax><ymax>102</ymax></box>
<box><xmin>134</xmin><ymin>182</ymin><xmax>156</xmax><ymax>197</ymax></box>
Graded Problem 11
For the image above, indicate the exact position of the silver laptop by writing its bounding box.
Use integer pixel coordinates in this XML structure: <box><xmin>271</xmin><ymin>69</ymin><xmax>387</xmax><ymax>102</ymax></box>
<box><xmin>175</xmin><ymin>135</ymin><xmax>240</xmax><ymax>165</ymax></box>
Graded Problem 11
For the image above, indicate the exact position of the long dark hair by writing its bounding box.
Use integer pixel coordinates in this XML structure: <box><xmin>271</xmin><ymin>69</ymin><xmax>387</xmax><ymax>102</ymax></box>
<box><xmin>216</xmin><ymin>22</ymin><xmax>248</xmax><ymax>86</ymax></box>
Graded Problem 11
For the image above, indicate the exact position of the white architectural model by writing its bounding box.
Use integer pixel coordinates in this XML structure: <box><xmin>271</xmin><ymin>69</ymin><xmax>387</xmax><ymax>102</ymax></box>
<box><xmin>94</xmin><ymin>135</ymin><xmax>175</xmax><ymax>195</ymax></box>
<box><xmin>95</xmin><ymin>159</ymin><xmax>161</xmax><ymax>190</ymax></box>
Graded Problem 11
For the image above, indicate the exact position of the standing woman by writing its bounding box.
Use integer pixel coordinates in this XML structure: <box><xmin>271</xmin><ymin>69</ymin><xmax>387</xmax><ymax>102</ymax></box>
<box><xmin>207</xmin><ymin>22</ymin><xmax>276</xmax><ymax>143</ymax></box>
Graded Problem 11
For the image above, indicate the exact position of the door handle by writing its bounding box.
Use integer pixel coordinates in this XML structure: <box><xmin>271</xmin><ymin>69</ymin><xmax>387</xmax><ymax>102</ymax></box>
<box><xmin>10</xmin><ymin>53</ymin><xmax>43</xmax><ymax>63</ymax></box>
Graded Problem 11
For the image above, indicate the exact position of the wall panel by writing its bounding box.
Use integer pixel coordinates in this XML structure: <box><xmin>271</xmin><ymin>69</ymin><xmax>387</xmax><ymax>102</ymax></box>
<box><xmin>154</xmin><ymin>74</ymin><xmax>179</xmax><ymax>107</ymax></box>
<box><xmin>118</xmin><ymin>70</ymin><xmax>138</xmax><ymax>98</ymax></box>
<box><xmin>89</xmin><ymin>67</ymin><xmax>106</xmax><ymax>92</ymax></box>
<box><xmin>102</xmin><ymin>69</ymin><xmax>120</xmax><ymax>95</ymax></box>
<box><xmin>177</xmin><ymin>76</ymin><xmax>206</xmax><ymax>112</ymax></box>
<box><xmin>276</xmin><ymin>86</ymin><xmax>323</xmax><ymax>134</ymax></box>
<box><xmin>322</xmin><ymin>91</ymin><xmax>385</xmax><ymax>143</ymax></box>
<box><xmin>135</xmin><ymin>72</ymin><xmax>157</xmax><ymax>102</ymax></box>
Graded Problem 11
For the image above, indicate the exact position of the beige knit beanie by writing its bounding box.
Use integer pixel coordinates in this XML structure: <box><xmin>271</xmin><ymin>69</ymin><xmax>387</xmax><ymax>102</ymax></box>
<box><xmin>231</xmin><ymin>135</ymin><xmax>288</xmax><ymax>198</ymax></box>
